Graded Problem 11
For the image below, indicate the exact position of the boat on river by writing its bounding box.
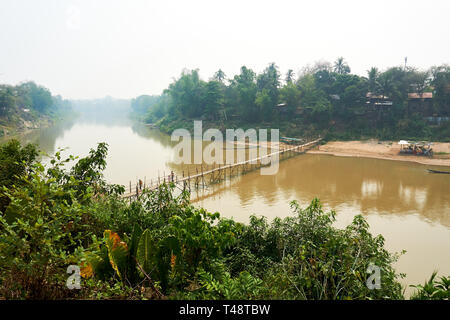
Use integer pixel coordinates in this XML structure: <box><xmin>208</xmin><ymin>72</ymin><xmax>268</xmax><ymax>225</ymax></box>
<box><xmin>427</xmin><ymin>169</ymin><xmax>450</xmax><ymax>174</ymax></box>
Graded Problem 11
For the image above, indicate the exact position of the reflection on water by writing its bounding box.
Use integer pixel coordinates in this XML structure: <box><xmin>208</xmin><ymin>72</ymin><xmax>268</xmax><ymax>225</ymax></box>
<box><xmin>2</xmin><ymin>118</ymin><xmax>450</xmax><ymax>297</ymax></box>
<box><xmin>194</xmin><ymin>154</ymin><xmax>450</xmax><ymax>296</ymax></box>
<box><xmin>0</xmin><ymin>118</ymin><xmax>77</xmax><ymax>157</ymax></box>
<box><xmin>195</xmin><ymin>155</ymin><xmax>450</xmax><ymax>226</ymax></box>
<box><xmin>361</xmin><ymin>180</ymin><xmax>382</xmax><ymax>198</ymax></box>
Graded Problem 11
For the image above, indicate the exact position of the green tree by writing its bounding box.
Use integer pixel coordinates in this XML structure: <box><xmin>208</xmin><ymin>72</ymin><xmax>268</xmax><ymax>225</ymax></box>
<box><xmin>19</xmin><ymin>82</ymin><xmax>53</xmax><ymax>114</ymax></box>
<box><xmin>229</xmin><ymin>66</ymin><xmax>258</xmax><ymax>121</ymax></box>
<box><xmin>0</xmin><ymin>139</ymin><xmax>38</xmax><ymax>213</ymax></box>
<box><xmin>0</xmin><ymin>85</ymin><xmax>16</xmax><ymax>117</ymax></box>
<box><xmin>367</xmin><ymin>67</ymin><xmax>380</xmax><ymax>94</ymax></box>
<box><xmin>378</xmin><ymin>71</ymin><xmax>394</xmax><ymax>100</ymax></box>
<box><xmin>255</xmin><ymin>89</ymin><xmax>273</xmax><ymax>121</ymax></box>
<box><xmin>204</xmin><ymin>80</ymin><xmax>224</xmax><ymax>120</ymax></box>
<box><xmin>429</xmin><ymin>65</ymin><xmax>450</xmax><ymax>115</ymax></box>
<box><xmin>0</xmin><ymin>142</ymin><xmax>118</xmax><ymax>299</ymax></box>
<box><xmin>285</xmin><ymin>69</ymin><xmax>295</xmax><ymax>83</ymax></box>
<box><xmin>333</xmin><ymin>57</ymin><xmax>351</xmax><ymax>75</ymax></box>
<box><xmin>298</xmin><ymin>74</ymin><xmax>332</xmax><ymax>122</ymax></box>
<box><xmin>165</xmin><ymin>69</ymin><xmax>206</xmax><ymax>118</ymax></box>
<box><xmin>314</xmin><ymin>69</ymin><xmax>335</xmax><ymax>94</ymax></box>
<box><xmin>279</xmin><ymin>82</ymin><xmax>301</xmax><ymax>117</ymax></box>
<box><xmin>257</xmin><ymin>63</ymin><xmax>280</xmax><ymax>98</ymax></box>
<box><xmin>256</xmin><ymin>63</ymin><xmax>280</xmax><ymax>120</ymax></box>
<box><xmin>213</xmin><ymin>69</ymin><xmax>226</xmax><ymax>83</ymax></box>
<box><xmin>409</xmin><ymin>71</ymin><xmax>430</xmax><ymax>97</ymax></box>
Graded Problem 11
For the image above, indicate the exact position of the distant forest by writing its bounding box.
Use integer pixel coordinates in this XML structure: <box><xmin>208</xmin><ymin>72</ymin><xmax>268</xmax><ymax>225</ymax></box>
<box><xmin>131</xmin><ymin>58</ymin><xmax>450</xmax><ymax>141</ymax></box>
<box><xmin>70</xmin><ymin>97</ymin><xmax>131</xmax><ymax>122</ymax></box>
<box><xmin>0</xmin><ymin>83</ymin><xmax>134</xmax><ymax>134</ymax></box>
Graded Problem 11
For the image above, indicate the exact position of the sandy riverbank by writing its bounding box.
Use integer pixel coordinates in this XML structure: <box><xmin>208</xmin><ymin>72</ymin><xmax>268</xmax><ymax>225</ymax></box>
<box><xmin>307</xmin><ymin>140</ymin><xmax>450</xmax><ymax>167</ymax></box>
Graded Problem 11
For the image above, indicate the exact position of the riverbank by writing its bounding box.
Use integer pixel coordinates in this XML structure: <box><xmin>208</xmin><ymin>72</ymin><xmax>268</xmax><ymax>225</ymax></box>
<box><xmin>0</xmin><ymin>110</ymin><xmax>78</xmax><ymax>143</ymax></box>
<box><xmin>0</xmin><ymin>115</ymin><xmax>56</xmax><ymax>139</ymax></box>
<box><xmin>307</xmin><ymin>140</ymin><xmax>450</xmax><ymax>167</ymax></box>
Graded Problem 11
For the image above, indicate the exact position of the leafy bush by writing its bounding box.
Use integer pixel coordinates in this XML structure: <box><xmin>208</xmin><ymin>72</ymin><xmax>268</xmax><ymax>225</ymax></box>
<box><xmin>221</xmin><ymin>199</ymin><xmax>405</xmax><ymax>300</ymax></box>
<box><xmin>0</xmin><ymin>140</ymin><xmax>446</xmax><ymax>300</ymax></box>
<box><xmin>165</xmin><ymin>198</ymin><xmax>407</xmax><ymax>300</ymax></box>
<box><xmin>0</xmin><ymin>143</ymin><xmax>120</xmax><ymax>299</ymax></box>
<box><xmin>410</xmin><ymin>272</ymin><xmax>450</xmax><ymax>300</ymax></box>
<box><xmin>83</xmin><ymin>184</ymin><xmax>237</xmax><ymax>294</ymax></box>
<box><xmin>0</xmin><ymin>163</ymin><xmax>91</xmax><ymax>299</ymax></box>
<box><xmin>0</xmin><ymin>139</ymin><xmax>38</xmax><ymax>213</ymax></box>
<box><xmin>179</xmin><ymin>269</ymin><xmax>265</xmax><ymax>300</ymax></box>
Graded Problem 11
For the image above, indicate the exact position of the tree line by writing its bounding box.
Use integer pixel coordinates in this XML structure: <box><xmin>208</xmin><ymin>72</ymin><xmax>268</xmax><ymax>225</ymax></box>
<box><xmin>132</xmin><ymin>58</ymin><xmax>450</xmax><ymax>140</ymax></box>
<box><xmin>0</xmin><ymin>81</ymin><xmax>72</xmax><ymax>127</ymax></box>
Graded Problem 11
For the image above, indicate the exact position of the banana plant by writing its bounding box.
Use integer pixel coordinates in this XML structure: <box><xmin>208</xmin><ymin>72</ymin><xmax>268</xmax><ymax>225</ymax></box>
<box><xmin>136</xmin><ymin>228</ymin><xmax>179</xmax><ymax>290</ymax></box>
<box><xmin>81</xmin><ymin>230</ymin><xmax>129</xmax><ymax>280</ymax></box>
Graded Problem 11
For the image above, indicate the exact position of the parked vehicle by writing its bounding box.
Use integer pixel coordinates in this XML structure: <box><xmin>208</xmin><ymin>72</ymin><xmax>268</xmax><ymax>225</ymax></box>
<box><xmin>398</xmin><ymin>141</ymin><xmax>433</xmax><ymax>157</ymax></box>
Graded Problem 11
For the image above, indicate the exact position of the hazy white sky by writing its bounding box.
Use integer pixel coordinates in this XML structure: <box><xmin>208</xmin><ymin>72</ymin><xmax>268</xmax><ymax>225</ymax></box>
<box><xmin>1</xmin><ymin>0</ymin><xmax>449</xmax><ymax>99</ymax></box>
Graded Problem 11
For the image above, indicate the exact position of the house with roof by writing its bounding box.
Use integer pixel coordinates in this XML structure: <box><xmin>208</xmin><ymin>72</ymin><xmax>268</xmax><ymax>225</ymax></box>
<box><xmin>365</xmin><ymin>92</ymin><xmax>393</xmax><ymax>107</ymax></box>
<box><xmin>407</xmin><ymin>92</ymin><xmax>433</xmax><ymax>115</ymax></box>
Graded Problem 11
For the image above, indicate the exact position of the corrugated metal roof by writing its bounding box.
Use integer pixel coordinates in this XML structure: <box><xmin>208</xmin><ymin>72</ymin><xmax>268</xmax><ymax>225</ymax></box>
<box><xmin>408</xmin><ymin>92</ymin><xmax>433</xmax><ymax>99</ymax></box>
<box><xmin>366</xmin><ymin>92</ymin><xmax>390</xmax><ymax>99</ymax></box>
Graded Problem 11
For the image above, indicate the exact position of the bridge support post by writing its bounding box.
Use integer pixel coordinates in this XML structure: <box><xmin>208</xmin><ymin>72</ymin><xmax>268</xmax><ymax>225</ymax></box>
<box><xmin>201</xmin><ymin>165</ymin><xmax>204</xmax><ymax>189</ymax></box>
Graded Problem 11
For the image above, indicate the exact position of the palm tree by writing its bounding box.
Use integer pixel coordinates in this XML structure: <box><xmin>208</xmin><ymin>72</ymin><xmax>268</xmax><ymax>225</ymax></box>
<box><xmin>378</xmin><ymin>72</ymin><xmax>393</xmax><ymax>99</ymax></box>
<box><xmin>285</xmin><ymin>69</ymin><xmax>295</xmax><ymax>83</ymax></box>
<box><xmin>333</xmin><ymin>57</ymin><xmax>350</xmax><ymax>74</ymax></box>
<box><xmin>213</xmin><ymin>69</ymin><xmax>226</xmax><ymax>83</ymax></box>
<box><xmin>367</xmin><ymin>67</ymin><xmax>380</xmax><ymax>94</ymax></box>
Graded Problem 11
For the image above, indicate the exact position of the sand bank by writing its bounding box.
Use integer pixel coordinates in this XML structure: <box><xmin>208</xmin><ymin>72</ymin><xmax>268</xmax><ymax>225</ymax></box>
<box><xmin>307</xmin><ymin>140</ymin><xmax>450</xmax><ymax>167</ymax></box>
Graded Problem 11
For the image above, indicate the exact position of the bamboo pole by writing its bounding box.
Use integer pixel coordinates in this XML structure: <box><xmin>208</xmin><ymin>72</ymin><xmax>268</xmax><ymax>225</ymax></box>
<box><xmin>120</xmin><ymin>138</ymin><xmax>322</xmax><ymax>200</ymax></box>
<box><xmin>187</xmin><ymin>169</ymin><xmax>190</xmax><ymax>192</ymax></box>
<box><xmin>182</xmin><ymin>170</ymin><xmax>185</xmax><ymax>191</ymax></box>
<box><xmin>201</xmin><ymin>165</ymin><xmax>204</xmax><ymax>189</ymax></box>
<box><xmin>196</xmin><ymin>167</ymin><xmax>199</xmax><ymax>188</ymax></box>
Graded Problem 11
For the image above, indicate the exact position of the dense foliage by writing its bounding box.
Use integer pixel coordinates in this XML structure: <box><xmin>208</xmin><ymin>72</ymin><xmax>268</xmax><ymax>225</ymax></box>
<box><xmin>0</xmin><ymin>141</ymin><xmax>448</xmax><ymax>300</ymax></box>
<box><xmin>0</xmin><ymin>140</ymin><xmax>38</xmax><ymax>213</ymax></box>
<box><xmin>132</xmin><ymin>60</ymin><xmax>450</xmax><ymax>141</ymax></box>
<box><xmin>0</xmin><ymin>81</ymin><xmax>72</xmax><ymax>134</ymax></box>
<box><xmin>410</xmin><ymin>272</ymin><xmax>450</xmax><ymax>300</ymax></box>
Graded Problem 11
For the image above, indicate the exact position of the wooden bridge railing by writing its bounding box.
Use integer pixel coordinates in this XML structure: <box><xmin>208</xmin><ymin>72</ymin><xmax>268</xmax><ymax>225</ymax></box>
<box><xmin>121</xmin><ymin>137</ymin><xmax>322</xmax><ymax>200</ymax></box>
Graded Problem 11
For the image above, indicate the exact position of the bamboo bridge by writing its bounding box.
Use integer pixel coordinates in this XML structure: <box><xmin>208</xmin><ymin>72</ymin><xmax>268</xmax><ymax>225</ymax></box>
<box><xmin>121</xmin><ymin>137</ymin><xmax>322</xmax><ymax>200</ymax></box>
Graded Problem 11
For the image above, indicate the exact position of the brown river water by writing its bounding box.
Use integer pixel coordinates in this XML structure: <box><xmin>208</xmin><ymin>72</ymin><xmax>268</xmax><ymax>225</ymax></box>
<box><xmin>2</xmin><ymin>117</ymin><xmax>449</xmax><ymax>297</ymax></box>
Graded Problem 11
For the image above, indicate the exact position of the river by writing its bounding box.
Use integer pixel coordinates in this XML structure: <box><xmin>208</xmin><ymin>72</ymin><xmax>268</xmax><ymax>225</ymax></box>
<box><xmin>2</xmin><ymin>115</ymin><xmax>449</xmax><ymax>297</ymax></box>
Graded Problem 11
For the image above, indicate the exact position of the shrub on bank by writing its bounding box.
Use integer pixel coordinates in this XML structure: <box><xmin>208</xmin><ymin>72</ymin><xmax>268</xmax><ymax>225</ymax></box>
<box><xmin>0</xmin><ymin>141</ymin><xmax>447</xmax><ymax>300</ymax></box>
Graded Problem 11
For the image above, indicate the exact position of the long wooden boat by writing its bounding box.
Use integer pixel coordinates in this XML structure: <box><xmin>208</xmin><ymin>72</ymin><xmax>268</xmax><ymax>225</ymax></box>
<box><xmin>427</xmin><ymin>169</ymin><xmax>450</xmax><ymax>174</ymax></box>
